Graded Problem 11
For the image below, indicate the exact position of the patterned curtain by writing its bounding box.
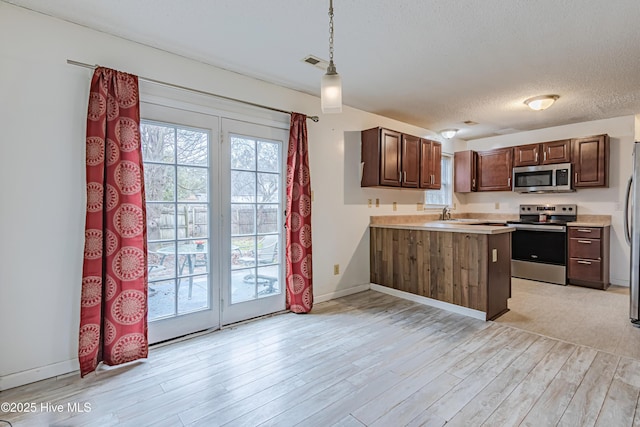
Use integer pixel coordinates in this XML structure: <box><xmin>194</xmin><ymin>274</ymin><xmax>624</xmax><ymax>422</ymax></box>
<box><xmin>79</xmin><ymin>67</ymin><xmax>148</xmax><ymax>376</ymax></box>
<box><xmin>285</xmin><ymin>113</ymin><xmax>313</xmax><ymax>313</ymax></box>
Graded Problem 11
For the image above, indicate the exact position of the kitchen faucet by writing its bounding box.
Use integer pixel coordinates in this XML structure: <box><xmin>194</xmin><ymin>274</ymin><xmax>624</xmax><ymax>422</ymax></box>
<box><xmin>441</xmin><ymin>206</ymin><xmax>451</xmax><ymax>220</ymax></box>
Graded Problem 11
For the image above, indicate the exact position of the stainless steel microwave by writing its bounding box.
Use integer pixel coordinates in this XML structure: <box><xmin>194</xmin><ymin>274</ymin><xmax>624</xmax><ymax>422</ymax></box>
<box><xmin>512</xmin><ymin>162</ymin><xmax>574</xmax><ymax>193</ymax></box>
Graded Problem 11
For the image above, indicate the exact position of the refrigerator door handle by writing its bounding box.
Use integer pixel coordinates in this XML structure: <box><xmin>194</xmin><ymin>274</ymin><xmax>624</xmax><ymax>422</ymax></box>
<box><xmin>625</xmin><ymin>175</ymin><xmax>633</xmax><ymax>246</ymax></box>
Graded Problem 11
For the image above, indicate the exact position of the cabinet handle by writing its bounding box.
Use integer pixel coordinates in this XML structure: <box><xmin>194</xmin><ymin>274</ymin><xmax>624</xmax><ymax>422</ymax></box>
<box><xmin>535</xmin><ymin>152</ymin><xmax>538</xmax><ymax>163</ymax></box>
<box><xmin>431</xmin><ymin>174</ymin><xmax>434</xmax><ymax>184</ymax></box>
<box><xmin>577</xmin><ymin>240</ymin><xmax>592</xmax><ymax>244</ymax></box>
<box><xmin>544</xmin><ymin>151</ymin><xmax>547</xmax><ymax>162</ymax></box>
<box><xmin>508</xmin><ymin>177</ymin><xmax>511</xmax><ymax>187</ymax></box>
<box><xmin>575</xmin><ymin>173</ymin><xmax>578</xmax><ymax>184</ymax></box>
<box><xmin>577</xmin><ymin>229</ymin><xmax>592</xmax><ymax>233</ymax></box>
<box><xmin>577</xmin><ymin>260</ymin><xmax>592</xmax><ymax>265</ymax></box>
<box><xmin>399</xmin><ymin>171</ymin><xmax>402</xmax><ymax>183</ymax></box>
<box><xmin>472</xmin><ymin>178</ymin><xmax>476</xmax><ymax>189</ymax></box>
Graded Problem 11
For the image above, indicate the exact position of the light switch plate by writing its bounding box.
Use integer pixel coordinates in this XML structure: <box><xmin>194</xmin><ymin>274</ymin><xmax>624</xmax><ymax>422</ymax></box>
<box><xmin>393</xmin><ymin>202</ymin><xmax>397</xmax><ymax>211</ymax></box>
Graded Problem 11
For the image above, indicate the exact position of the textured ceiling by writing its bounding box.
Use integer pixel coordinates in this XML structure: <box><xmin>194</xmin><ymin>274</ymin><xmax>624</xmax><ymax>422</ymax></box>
<box><xmin>7</xmin><ymin>0</ymin><xmax>640</xmax><ymax>140</ymax></box>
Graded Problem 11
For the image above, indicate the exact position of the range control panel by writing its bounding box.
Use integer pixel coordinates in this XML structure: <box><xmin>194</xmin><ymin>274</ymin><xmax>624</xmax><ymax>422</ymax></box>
<box><xmin>519</xmin><ymin>204</ymin><xmax>577</xmax><ymax>215</ymax></box>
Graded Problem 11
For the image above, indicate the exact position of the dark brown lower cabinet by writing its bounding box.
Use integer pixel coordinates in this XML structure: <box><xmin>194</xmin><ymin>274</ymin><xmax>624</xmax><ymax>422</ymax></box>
<box><xmin>568</xmin><ymin>226</ymin><xmax>610</xmax><ymax>289</ymax></box>
<box><xmin>370</xmin><ymin>227</ymin><xmax>511</xmax><ymax>320</ymax></box>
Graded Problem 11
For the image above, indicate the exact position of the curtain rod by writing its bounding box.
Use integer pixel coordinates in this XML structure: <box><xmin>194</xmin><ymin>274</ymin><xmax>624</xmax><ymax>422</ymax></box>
<box><xmin>66</xmin><ymin>59</ymin><xmax>319</xmax><ymax>122</ymax></box>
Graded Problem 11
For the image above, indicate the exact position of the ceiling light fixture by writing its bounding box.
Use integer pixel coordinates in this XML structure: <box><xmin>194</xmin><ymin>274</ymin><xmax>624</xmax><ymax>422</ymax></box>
<box><xmin>524</xmin><ymin>94</ymin><xmax>559</xmax><ymax>111</ymax></box>
<box><xmin>321</xmin><ymin>0</ymin><xmax>342</xmax><ymax>113</ymax></box>
<box><xmin>440</xmin><ymin>129</ymin><xmax>459</xmax><ymax>139</ymax></box>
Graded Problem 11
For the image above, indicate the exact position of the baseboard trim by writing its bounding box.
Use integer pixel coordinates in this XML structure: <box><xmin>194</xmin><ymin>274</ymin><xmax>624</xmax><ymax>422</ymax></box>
<box><xmin>314</xmin><ymin>284</ymin><xmax>371</xmax><ymax>304</ymax></box>
<box><xmin>0</xmin><ymin>359</ymin><xmax>79</xmax><ymax>391</ymax></box>
<box><xmin>370</xmin><ymin>284</ymin><xmax>487</xmax><ymax>321</ymax></box>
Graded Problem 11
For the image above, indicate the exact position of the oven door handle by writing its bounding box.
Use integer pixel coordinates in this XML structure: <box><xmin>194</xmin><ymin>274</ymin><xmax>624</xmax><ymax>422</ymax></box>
<box><xmin>511</xmin><ymin>224</ymin><xmax>566</xmax><ymax>232</ymax></box>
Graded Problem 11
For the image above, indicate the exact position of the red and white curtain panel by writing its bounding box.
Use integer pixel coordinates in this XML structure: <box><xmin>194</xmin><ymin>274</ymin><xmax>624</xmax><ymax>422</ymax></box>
<box><xmin>285</xmin><ymin>113</ymin><xmax>313</xmax><ymax>313</ymax></box>
<box><xmin>79</xmin><ymin>67</ymin><xmax>148</xmax><ymax>376</ymax></box>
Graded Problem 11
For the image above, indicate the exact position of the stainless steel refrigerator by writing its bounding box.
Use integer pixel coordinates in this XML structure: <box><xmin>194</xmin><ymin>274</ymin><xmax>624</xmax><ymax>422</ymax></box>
<box><xmin>625</xmin><ymin>141</ymin><xmax>640</xmax><ymax>324</ymax></box>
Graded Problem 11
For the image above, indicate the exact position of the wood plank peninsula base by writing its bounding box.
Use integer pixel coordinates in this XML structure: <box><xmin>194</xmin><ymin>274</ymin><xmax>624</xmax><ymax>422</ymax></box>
<box><xmin>370</xmin><ymin>222</ymin><xmax>513</xmax><ymax>321</ymax></box>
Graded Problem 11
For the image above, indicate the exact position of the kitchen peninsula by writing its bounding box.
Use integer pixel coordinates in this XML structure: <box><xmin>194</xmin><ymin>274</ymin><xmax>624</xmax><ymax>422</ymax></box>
<box><xmin>370</xmin><ymin>216</ymin><xmax>514</xmax><ymax>320</ymax></box>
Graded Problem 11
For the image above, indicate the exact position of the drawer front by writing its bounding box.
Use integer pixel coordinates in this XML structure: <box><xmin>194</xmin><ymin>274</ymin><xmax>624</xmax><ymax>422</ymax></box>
<box><xmin>569</xmin><ymin>238</ymin><xmax>601</xmax><ymax>259</ymax></box>
<box><xmin>568</xmin><ymin>258</ymin><xmax>602</xmax><ymax>281</ymax></box>
<box><xmin>569</xmin><ymin>227</ymin><xmax>602</xmax><ymax>239</ymax></box>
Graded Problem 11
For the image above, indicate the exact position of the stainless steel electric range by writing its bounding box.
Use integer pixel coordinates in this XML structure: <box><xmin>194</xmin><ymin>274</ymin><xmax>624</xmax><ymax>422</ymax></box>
<box><xmin>508</xmin><ymin>204</ymin><xmax>577</xmax><ymax>285</ymax></box>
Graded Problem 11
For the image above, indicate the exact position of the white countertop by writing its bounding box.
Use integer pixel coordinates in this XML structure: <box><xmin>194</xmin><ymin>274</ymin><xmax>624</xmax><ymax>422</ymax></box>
<box><xmin>370</xmin><ymin>220</ymin><xmax>515</xmax><ymax>235</ymax></box>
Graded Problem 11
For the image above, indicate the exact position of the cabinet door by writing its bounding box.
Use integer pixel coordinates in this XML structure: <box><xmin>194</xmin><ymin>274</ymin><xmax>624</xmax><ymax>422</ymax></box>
<box><xmin>454</xmin><ymin>150</ymin><xmax>477</xmax><ymax>192</ymax></box>
<box><xmin>420</xmin><ymin>139</ymin><xmax>441</xmax><ymax>189</ymax></box>
<box><xmin>380</xmin><ymin>128</ymin><xmax>402</xmax><ymax>186</ymax></box>
<box><xmin>542</xmin><ymin>139</ymin><xmax>571</xmax><ymax>164</ymax></box>
<box><xmin>513</xmin><ymin>143</ymin><xmax>540</xmax><ymax>167</ymax></box>
<box><xmin>401</xmin><ymin>134</ymin><xmax>420</xmax><ymax>188</ymax></box>
<box><xmin>477</xmin><ymin>148</ymin><xmax>513</xmax><ymax>191</ymax></box>
<box><xmin>572</xmin><ymin>135</ymin><xmax>609</xmax><ymax>188</ymax></box>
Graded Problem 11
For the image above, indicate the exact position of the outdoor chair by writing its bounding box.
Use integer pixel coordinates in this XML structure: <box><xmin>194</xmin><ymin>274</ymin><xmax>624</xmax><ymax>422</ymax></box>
<box><xmin>238</xmin><ymin>235</ymin><xmax>278</xmax><ymax>266</ymax></box>
<box><xmin>239</xmin><ymin>235</ymin><xmax>279</xmax><ymax>295</ymax></box>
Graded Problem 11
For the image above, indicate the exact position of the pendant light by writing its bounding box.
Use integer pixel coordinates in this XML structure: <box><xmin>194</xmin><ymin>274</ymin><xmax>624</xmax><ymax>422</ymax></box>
<box><xmin>321</xmin><ymin>0</ymin><xmax>342</xmax><ymax>113</ymax></box>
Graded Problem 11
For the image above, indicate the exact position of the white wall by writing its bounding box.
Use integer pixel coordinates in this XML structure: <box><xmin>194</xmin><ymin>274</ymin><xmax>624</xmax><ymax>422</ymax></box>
<box><xmin>459</xmin><ymin>115</ymin><xmax>635</xmax><ymax>287</ymax></box>
<box><xmin>0</xmin><ymin>3</ymin><xmax>454</xmax><ymax>389</ymax></box>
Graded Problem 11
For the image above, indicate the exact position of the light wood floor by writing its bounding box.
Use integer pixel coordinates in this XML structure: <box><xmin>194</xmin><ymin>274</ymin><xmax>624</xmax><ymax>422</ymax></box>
<box><xmin>3</xmin><ymin>290</ymin><xmax>640</xmax><ymax>426</ymax></box>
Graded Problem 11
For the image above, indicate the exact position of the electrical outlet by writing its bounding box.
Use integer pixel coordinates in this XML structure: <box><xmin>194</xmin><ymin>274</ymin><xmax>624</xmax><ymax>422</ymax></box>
<box><xmin>393</xmin><ymin>202</ymin><xmax>397</xmax><ymax>211</ymax></box>
<box><xmin>368</xmin><ymin>199</ymin><xmax>372</xmax><ymax>208</ymax></box>
<box><xmin>495</xmin><ymin>202</ymin><xmax>500</xmax><ymax>210</ymax></box>
<box><xmin>333</xmin><ymin>264</ymin><xmax>340</xmax><ymax>275</ymax></box>
<box><xmin>376</xmin><ymin>198</ymin><xmax>380</xmax><ymax>207</ymax></box>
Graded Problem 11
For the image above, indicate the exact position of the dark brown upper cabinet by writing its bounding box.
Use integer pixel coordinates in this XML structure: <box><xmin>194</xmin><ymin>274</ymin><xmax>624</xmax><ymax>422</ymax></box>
<box><xmin>513</xmin><ymin>139</ymin><xmax>571</xmax><ymax>167</ymax></box>
<box><xmin>477</xmin><ymin>147</ymin><xmax>513</xmax><ymax>191</ymax></box>
<box><xmin>420</xmin><ymin>139</ymin><xmax>442</xmax><ymax>189</ymax></box>
<box><xmin>361</xmin><ymin>127</ymin><xmax>401</xmax><ymax>187</ymax></box>
<box><xmin>572</xmin><ymin>134</ymin><xmax>609</xmax><ymax>188</ymax></box>
<box><xmin>454</xmin><ymin>150</ymin><xmax>477</xmax><ymax>193</ymax></box>
<box><xmin>361</xmin><ymin>127</ymin><xmax>442</xmax><ymax>189</ymax></box>
<box><xmin>543</xmin><ymin>139</ymin><xmax>572</xmax><ymax>164</ymax></box>
<box><xmin>512</xmin><ymin>143</ymin><xmax>540</xmax><ymax>167</ymax></box>
<box><xmin>401</xmin><ymin>134</ymin><xmax>420</xmax><ymax>188</ymax></box>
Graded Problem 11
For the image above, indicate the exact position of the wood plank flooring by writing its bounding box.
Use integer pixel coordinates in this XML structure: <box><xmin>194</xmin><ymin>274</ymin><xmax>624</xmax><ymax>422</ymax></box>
<box><xmin>2</xmin><ymin>290</ymin><xmax>640</xmax><ymax>426</ymax></box>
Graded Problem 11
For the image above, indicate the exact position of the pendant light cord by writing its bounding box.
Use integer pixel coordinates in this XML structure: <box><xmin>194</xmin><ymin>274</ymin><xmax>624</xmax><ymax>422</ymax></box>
<box><xmin>327</xmin><ymin>0</ymin><xmax>337</xmax><ymax>74</ymax></box>
<box><xmin>329</xmin><ymin>0</ymin><xmax>334</xmax><ymax>64</ymax></box>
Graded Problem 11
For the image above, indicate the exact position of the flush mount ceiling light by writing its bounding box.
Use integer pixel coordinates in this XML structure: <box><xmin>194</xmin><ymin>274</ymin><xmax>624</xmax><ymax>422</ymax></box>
<box><xmin>321</xmin><ymin>0</ymin><xmax>342</xmax><ymax>113</ymax></box>
<box><xmin>524</xmin><ymin>94</ymin><xmax>560</xmax><ymax>111</ymax></box>
<box><xmin>440</xmin><ymin>129</ymin><xmax>459</xmax><ymax>139</ymax></box>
